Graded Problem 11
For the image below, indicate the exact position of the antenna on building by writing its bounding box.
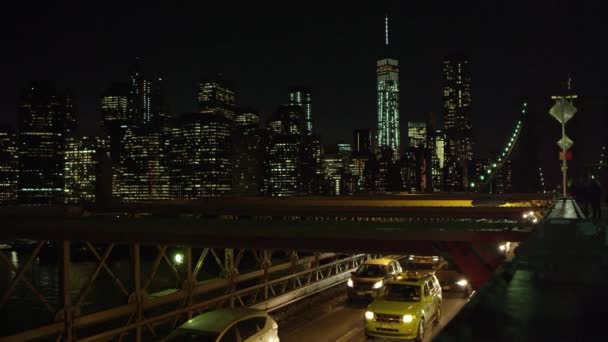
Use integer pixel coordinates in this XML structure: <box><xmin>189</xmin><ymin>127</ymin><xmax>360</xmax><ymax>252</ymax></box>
<box><xmin>567</xmin><ymin>73</ymin><xmax>572</xmax><ymax>92</ymax></box>
<box><xmin>384</xmin><ymin>13</ymin><xmax>389</xmax><ymax>46</ymax></box>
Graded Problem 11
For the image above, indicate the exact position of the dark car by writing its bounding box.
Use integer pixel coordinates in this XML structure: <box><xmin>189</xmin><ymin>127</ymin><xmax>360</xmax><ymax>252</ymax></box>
<box><xmin>403</xmin><ymin>256</ymin><xmax>472</xmax><ymax>298</ymax></box>
<box><xmin>347</xmin><ymin>257</ymin><xmax>402</xmax><ymax>300</ymax></box>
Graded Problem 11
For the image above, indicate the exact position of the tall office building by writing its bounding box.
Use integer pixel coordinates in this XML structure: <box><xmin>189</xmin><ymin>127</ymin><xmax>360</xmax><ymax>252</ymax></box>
<box><xmin>288</xmin><ymin>87</ymin><xmax>312</xmax><ymax>135</ymax></box>
<box><xmin>353</xmin><ymin>129</ymin><xmax>371</xmax><ymax>155</ymax></box>
<box><xmin>118</xmin><ymin>128</ymin><xmax>169</xmax><ymax>201</ymax></box>
<box><xmin>101</xmin><ymin>82</ymin><xmax>129</xmax><ymax>198</ymax></box>
<box><xmin>266</xmin><ymin>105</ymin><xmax>304</xmax><ymax>197</ymax></box>
<box><xmin>408</xmin><ymin>121</ymin><xmax>427</xmax><ymax>149</ymax></box>
<box><xmin>232</xmin><ymin>108</ymin><xmax>261</xmax><ymax>196</ymax></box>
<box><xmin>18</xmin><ymin>81</ymin><xmax>76</xmax><ymax>204</ymax></box>
<box><xmin>0</xmin><ymin>125</ymin><xmax>18</xmax><ymax>203</ymax></box>
<box><xmin>64</xmin><ymin>136</ymin><xmax>110</xmax><ymax>204</ymax></box>
<box><xmin>170</xmin><ymin>113</ymin><xmax>232</xmax><ymax>199</ymax></box>
<box><xmin>198</xmin><ymin>74</ymin><xmax>236</xmax><ymax>121</ymax></box>
<box><xmin>430</xmin><ymin>130</ymin><xmax>446</xmax><ymax>191</ymax></box>
<box><xmin>127</xmin><ymin>58</ymin><xmax>152</xmax><ymax>126</ymax></box>
<box><xmin>376</xmin><ymin>15</ymin><xmax>400</xmax><ymax>158</ymax></box>
<box><xmin>443</xmin><ymin>55</ymin><xmax>473</xmax><ymax>190</ymax></box>
<box><xmin>321</xmin><ymin>145</ymin><xmax>349</xmax><ymax>196</ymax></box>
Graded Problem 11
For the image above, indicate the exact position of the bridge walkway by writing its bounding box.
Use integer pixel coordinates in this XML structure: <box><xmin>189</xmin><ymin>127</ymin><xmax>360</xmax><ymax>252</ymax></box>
<box><xmin>435</xmin><ymin>199</ymin><xmax>608</xmax><ymax>341</ymax></box>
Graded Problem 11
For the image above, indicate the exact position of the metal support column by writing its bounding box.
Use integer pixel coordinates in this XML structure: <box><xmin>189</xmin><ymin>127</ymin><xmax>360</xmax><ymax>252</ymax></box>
<box><xmin>60</xmin><ymin>241</ymin><xmax>73</xmax><ymax>341</ymax></box>
<box><xmin>185</xmin><ymin>247</ymin><xmax>193</xmax><ymax>319</ymax></box>
<box><xmin>132</xmin><ymin>243</ymin><xmax>142</xmax><ymax>342</ymax></box>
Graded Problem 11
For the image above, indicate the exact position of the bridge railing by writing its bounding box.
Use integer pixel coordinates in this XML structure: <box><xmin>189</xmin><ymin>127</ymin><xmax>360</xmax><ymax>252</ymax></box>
<box><xmin>0</xmin><ymin>240</ymin><xmax>373</xmax><ymax>341</ymax></box>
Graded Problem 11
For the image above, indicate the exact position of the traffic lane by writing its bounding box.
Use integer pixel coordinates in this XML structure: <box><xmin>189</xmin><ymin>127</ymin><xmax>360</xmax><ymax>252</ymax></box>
<box><xmin>278</xmin><ymin>293</ymin><xmax>467</xmax><ymax>342</ymax></box>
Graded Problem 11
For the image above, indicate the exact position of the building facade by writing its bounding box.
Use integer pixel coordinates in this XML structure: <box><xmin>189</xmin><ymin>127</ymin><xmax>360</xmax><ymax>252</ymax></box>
<box><xmin>288</xmin><ymin>87</ymin><xmax>312</xmax><ymax>135</ymax></box>
<box><xmin>376</xmin><ymin>15</ymin><xmax>400</xmax><ymax>158</ymax></box>
<box><xmin>232</xmin><ymin>108</ymin><xmax>261</xmax><ymax>196</ymax></box>
<box><xmin>118</xmin><ymin>128</ymin><xmax>169</xmax><ymax>201</ymax></box>
<box><xmin>408</xmin><ymin>121</ymin><xmax>427</xmax><ymax>149</ymax></box>
<box><xmin>18</xmin><ymin>81</ymin><xmax>76</xmax><ymax>204</ymax></box>
<box><xmin>198</xmin><ymin>74</ymin><xmax>236</xmax><ymax>121</ymax></box>
<box><xmin>64</xmin><ymin>136</ymin><xmax>110</xmax><ymax>204</ymax></box>
<box><xmin>443</xmin><ymin>56</ymin><xmax>473</xmax><ymax>190</ymax></box>
<box><xmin>170</xmin><ymin>113</ymin><xmax>232</xmax><ymax>199</ymax></box>
<box><xmin>265</xmin><ymin>105</ymin><xmax>304</xmax><ymax>196</ymax></box>
<box><xmin>0</xmin><ymin>125</ymin><xmax>18</xmax><ymax>203</ymax></box>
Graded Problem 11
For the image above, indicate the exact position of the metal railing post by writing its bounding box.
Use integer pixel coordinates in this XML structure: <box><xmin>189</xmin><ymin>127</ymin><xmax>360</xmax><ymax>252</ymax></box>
<box><xmin>185</xmin><ymin>247</ymin><xmax>193</xmax><ymax>319</ymax></box>
<box><xmin>132</xmin><ymin>243</ymin><xmax>142</xmax><ymax>342</ymax></box>
<box><xmin>60</xmin><ymin>240</ymin><xmax>73</xmax><ymax>341</ymax></box>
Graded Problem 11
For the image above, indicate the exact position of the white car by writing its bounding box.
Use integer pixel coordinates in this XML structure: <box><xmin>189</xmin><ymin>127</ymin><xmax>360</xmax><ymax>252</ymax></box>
<box><xmin>165</xmin><ymin>308</ymin><xmax>279</xmax><ymax>342</ymax></box>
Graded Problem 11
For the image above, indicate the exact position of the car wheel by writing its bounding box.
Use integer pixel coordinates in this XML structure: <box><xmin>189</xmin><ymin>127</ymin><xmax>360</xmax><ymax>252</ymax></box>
<box><xmin>415</xmin><ymin>318</ymin><xmax>425</xmax><ymax>342</ymax></box>
<box><xmin>434</xmin><ymin>305</ymin><xmax>441</xmax><ymax>325</ymax></box>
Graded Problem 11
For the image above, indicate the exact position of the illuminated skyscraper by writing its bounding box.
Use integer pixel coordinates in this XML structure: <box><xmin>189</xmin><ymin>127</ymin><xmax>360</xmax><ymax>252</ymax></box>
<box><xmin>64</xmin><ymin>136</ymin><xmax>111</xmax><ymax>204</ymax></box>
<box><xmin>0</xmin><ymin>125</ymin><xmax>18</xmax><ymax>203</ymax></box>
<box><xmin>431</xmin><ymin>130</ymin><xmax>446</xmax><ymax>191</ymax></box>
<box><xmin>101</xmin><ymin>82</ymin><xmax>129</xmax><ymax>198</ymax></box>
<box><xmin>232</xmin><ymin>108</ymin><xmax>261</xmax><ymax>196</ymax></box>
<box><xmin>266</xmin><ymin>105</ymin><xmax>304</xmax><ymax>197</ymax></box>
<box><xmin>376</xmin><ymin>15</ymin><xmax>400</xmax><ymax>158</ymax></box>
<box><xmin>18</xmin><ymin>81</ymin><xmax>76</xmax><ymax>204</ymax></box>
<box><xmin>288</xmin><ymin>87</ymin><xmax>312</xmax><ymax>135</ymax></box>
<box><xmin>118</xmin><ymin>128</ymin><xmax>169</xmax><ymax>201</ymax></box>
<box><xmin>198</xmin><ymin>74</ymin><xmax>236</xmax><ymax>121</ymax></box>
<box><xmin>353</xmin><ymin>129</ymin><xmax>371</xmax><ymax>155</ymax></box>
<box><xmin>443</xmin><ymin>55</ymin><xmax>473</xmax><ymax>190</ymax></box>
<box><xmin>127</xmin><ymin>58</ymin><xmax>152</xmax><ymax>126</ymax></box>
<box><xmin>408</xmin><ymin>121</ymin><xmax>427</xmax><ymax>149</ymax></box>
<box><xmin>171</xmin><ymin>113</ymin><xmax>232</xmax><ymax>199</ymax></box>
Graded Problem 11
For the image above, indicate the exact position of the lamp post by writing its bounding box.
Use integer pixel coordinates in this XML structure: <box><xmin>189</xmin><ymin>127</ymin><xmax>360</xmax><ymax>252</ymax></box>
<box><xmin>549</xmin><ymin>95</ymin><xmax>577</xmax><ymax>198</ymax></box>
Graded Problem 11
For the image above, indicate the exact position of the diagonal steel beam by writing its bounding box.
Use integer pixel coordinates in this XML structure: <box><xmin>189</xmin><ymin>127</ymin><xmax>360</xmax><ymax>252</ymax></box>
<box><xmin>0</xmin><ymin>241</ymin><xmax>44</xmax><ymax>310</ymax></box>
<box><xmin>75</xmin><ymin>244</ymin><xmax>115</xmax><ymax>308</ymax></box>
<box><xmin>160</xmin><ymin>250</ymin><xmax>182</xmax><ymax>283</ymax></box>
<box><xmin>86</xmin><ymin>243</ymin><xmax>129</xmax><ymax>296</ymax></box>
<box><xmin>144</xmin><ymin>246</ymin><xmax>167</xmax><ymax>291</ymax></box>
<box><xmin>0</xmin><ymin>249</ymin><xmax>55</xmax><ymax>314</ymax></box>
<box><xmin>193</xmin><ymin>248</ymin><xmax>209</xmax><ymax>279</ymax></box>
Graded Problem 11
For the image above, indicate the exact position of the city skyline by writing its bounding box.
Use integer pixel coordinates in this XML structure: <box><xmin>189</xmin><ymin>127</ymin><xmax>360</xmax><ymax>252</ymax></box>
<box><xmin>1</xmin><ymin>2</ymin><xmax>606</xmax><ymax>160</ymax></box>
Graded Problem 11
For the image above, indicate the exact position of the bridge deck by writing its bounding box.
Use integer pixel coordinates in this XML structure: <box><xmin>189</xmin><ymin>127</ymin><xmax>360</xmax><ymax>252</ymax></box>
<box><xmin>2</xmin><ymin>217</ymin><xmax>530</xmax><ymax>253</ymax></box>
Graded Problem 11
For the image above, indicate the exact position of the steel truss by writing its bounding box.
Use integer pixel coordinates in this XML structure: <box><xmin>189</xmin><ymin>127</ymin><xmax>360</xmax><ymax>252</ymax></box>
<box><xmin>0</xmin><ymin>241</ymin><xmax>374</xmax><ymax>341</ymax></box>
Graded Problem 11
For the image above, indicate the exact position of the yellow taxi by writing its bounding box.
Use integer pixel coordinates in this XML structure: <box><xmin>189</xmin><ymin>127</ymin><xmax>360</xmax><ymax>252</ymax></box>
<box><xmin>364</xmin><ymin>271</ymin><xmax>442</xmax><ymax>341</ymax></box>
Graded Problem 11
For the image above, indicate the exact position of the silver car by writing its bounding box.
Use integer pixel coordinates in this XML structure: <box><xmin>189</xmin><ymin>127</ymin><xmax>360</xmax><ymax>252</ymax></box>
<box><xmin>165</xmin><ymin>308</ymin><xmax>280</xmax><ymax>342</ymax></box>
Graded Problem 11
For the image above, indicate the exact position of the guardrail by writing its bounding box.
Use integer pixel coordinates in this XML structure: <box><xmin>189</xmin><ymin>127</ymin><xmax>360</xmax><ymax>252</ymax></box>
<box><xmin>0</xmin><ymin>240</ymin><xmax>374</xmax><ymax>341</ymax></box>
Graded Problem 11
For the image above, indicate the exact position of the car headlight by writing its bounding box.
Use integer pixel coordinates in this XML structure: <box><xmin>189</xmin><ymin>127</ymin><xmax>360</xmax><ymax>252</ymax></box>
<box><xmin>365</xmin><ymin>311</ymin><xmax>374</xmax><ymax>320</ymax></box>
<box><xmin>402</xmin><ymin>314</ymin><xmax>414</xmax><ymax>323</ymax></box>
<box><xmin>347</xmin><ymin>278</ymin><xmax>354</xmax><ymax>288</ymax></box>
<box><xmin>456</xmin><ymin>279</ymin><xmax>468</xmax><ymax>287</ymax></box>
<box><xmin>372</xmin><ymin>280</ymin><xmax>383</xmax><ymax>289</ymax></box>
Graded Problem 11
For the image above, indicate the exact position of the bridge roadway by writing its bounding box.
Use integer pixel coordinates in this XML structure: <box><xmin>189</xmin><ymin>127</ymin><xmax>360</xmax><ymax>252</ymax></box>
<box><xmin>277</xmin><ymin>279</ymin><xmax>468</xmax><ymax>342</ymax></box>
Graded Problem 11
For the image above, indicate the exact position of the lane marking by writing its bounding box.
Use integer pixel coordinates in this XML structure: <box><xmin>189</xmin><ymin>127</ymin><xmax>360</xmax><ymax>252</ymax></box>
<box><xmin>336</xmin><ymin>325</ymin><xmax>364</xmax><ymax>342</ymax></box>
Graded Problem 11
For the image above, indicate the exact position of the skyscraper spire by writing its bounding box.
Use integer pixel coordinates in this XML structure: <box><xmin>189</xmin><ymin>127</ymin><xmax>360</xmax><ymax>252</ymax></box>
<box><xmin>384</xmin><ymin>13</ymin><xmax>389</xmax><ymax>46</ymax></box>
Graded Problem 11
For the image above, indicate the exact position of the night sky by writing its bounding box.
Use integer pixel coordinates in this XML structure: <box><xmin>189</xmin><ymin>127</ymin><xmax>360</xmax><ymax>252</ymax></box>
<box><xmin>1</xmin><ymin>1</ymin><xmax>606</xmax><ymax>162</ymax></box>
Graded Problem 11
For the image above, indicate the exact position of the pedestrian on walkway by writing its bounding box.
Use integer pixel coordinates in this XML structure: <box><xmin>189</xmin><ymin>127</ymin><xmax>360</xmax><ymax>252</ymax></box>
<box><xmin>588</xmin><ymin>180</ymin><xmax>601</xmax><ymax>221</ymax></box>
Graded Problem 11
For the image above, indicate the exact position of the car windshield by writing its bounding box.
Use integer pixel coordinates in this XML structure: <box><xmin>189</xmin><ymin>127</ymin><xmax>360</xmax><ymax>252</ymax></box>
<box><xmin>166</xmin><ymin>329</ymin><xmax>219</xmax><ymax>342</ymax></box>
<box><xmin>354</xmin><ymin>264</ymin><xmax>386</xmax><ymax>278</ymax></box>
<box><xmin>381</xmin><ymin>284</ymin><xmax>422</xmax><ymax>302</ymax></box>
